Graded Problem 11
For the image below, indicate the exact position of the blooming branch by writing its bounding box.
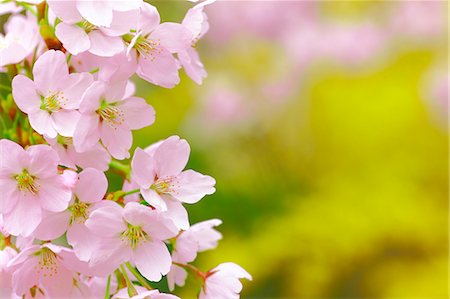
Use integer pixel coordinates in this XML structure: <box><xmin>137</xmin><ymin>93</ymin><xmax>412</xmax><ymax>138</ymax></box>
<box><xmin>0</xmin><ymin>0</ymin><xmax>251</xmax><ymax>298</ymax></box>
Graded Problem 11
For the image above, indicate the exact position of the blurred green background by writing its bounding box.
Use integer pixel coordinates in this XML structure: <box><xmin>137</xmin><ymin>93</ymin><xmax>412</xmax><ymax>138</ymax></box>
<box><xmin>130</xmin><ymin>1</ymin><xmax>448</xmax><ymax>298</ymax></box>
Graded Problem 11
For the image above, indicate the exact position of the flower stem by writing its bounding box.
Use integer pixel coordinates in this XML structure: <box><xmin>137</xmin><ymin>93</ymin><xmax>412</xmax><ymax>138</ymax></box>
<box><xmin>16</xmin><ymin>2</ymin><xmax>37</xmax><ymax>17</ymax></box>
<box><xmin>120</xmin><ymin>264</ymin><xmax>138</xmax><ymax>297</ymax></box>
<box><xmin>125</xmin><ymin>262</ymin><xmax>153</xmax><ymax>290</ymax></box>
<box><xmin>172</xmin><ymin>262</ymin><xmax>207</xmax><ymax>281</ymax></box>
<box><xmin>104</xmin><ymin>275</ymin><xmax>111</xmax><ymax>299</ymax></box>
<box><xmin>111</xmin><ymin>188</ymin><xmax>140</xmax><ymax>202</ymax></box>
<box><xmin>124</xmin><ymin>188</ymin><xmax>140</xmax><ymax>197</ymax></box>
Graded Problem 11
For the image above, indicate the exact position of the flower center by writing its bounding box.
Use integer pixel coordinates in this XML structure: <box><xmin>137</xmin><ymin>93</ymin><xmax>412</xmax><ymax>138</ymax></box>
<box><xmin>15</xmin><ymin>169</ymin><xmax>39</xmax><ymax>194</ymax></box>
<box><xmin>69</xmin><ymin>200</ymin><xmax>90</xmax><ymax>224</ymax></box>
<box><xmin>151</xmin><ymin>176</ymin><xmax>178</xmax><ymax>195</ymax></box>
<box><xmin>57</xmin><ymin>135</ymin><xmax>73</xmax><ymax>148</ymax></box>
<box><xmin>41</xmin><ymin>91</ymin><xmax>67</xmax><ymax>112</ymax></box>
<box><xmin>35</xmin><ymin>247</ymin><xmax>58</xmax><ymax>277</ymax></box>
<box><xmin>121</xmin><ymin>225</ymin><xmax>148</xmax><ymax>249</ymax></box>
<box><xmin>128</xmin><ymin>33</ymin><xmax>162</xmax><ymax>61</ymax></box>
<box><xmin>80</xmin><ymin>20</ymin><xmax>96</xmax><ymax>33</ymax></box>
<box><xmin>97</xmin><ymin>100</ymin><xmax>124</xmax><ymax>128</ymax></box>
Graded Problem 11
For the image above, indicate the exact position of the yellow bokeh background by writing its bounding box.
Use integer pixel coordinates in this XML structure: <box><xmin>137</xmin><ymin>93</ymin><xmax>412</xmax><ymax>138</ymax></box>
<box><xmin>132</xmin><ymin>2</ymin><xmax>448</xmax><ymax>298</ymax></box>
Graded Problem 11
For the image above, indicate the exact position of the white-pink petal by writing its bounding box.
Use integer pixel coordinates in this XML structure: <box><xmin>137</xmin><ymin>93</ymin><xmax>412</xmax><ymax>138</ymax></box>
<box><xmin>73</xmin><ymin>113</ymin><xmax>100</xmax><ymax>152</ymax></box>
<box><xmin>88</xmin><ymin>31</ymin><xmax>124</xmax><ymax>57</ymax></box>
<box><xmin>138</xmin><ymin>3</ymin><xmax>160</xmax><ymax>34</ymax></box>
<box><xmin>164</xmin><ymin>198</ymin><xmax>189</xmax><ymax>230</ymax></box>
<box><xmin>136</xmin><ymin>47</ymin><xmax>180</xmax><ymax>88</ymax></box>
<box><xmin>60</xmin><ymin>73</ymin><xmax>94</xmax><ymax>109</ymax></box>
<box><xmin>67</xmin><ymin>223</ymin><xmax>96</xmax><ymax>262</ymax></box>
<box><xmin>3</xmin><ymin>193</ymin><xmax>41</xmax><ymax>237</ymax></box>
<box><xmin>150</xmin><ymin>23</ymin><xmax>192</xmax><ymax>53</ymax></box>
<box><xmin>85</xmin><ymin>203</ymin><xmax>126</xmax><ymax>237</ymax></box>
<box><xmin>100</xmin><ymin>123</ymin><xmax>132</xmax><ymax>160</ymax></box>
<box><xmin>32</xmin><ymin>210</ymin><xmax>70</xmax><ymax>241</ymax></box>
<box><xmin>47</xmin><ymin>0</ymin><xmax>83</xmax><ymax>24</ymax></box>
<box><xmin>0</xmin><ymin>180</ymin><xmax>19</xmax><ymax>214</ymax></box>
<box><xmin>68</xmin><ymin>143</ymin><xmax>111</xmax><ymax>172</ymax></box>
<box><xmin>11</xmin><ymin>258</ymin><xmax>40</xmax><ymax>296</ymax></box>
<box><xmin>51</xmin><ymin>109</ymin><xmax>81</xmax><ymax>137</ymax></box>
<box><xmin>0</xmin><ymin>139</ymin><xmax>28</xmax><ymax>175</ymax></box>
<box><xmin>171</xmin><ymin>170</ymin><xmax>216</xmax><ymax>204</ymax></box>
<box><xmin>55</xmin><ymin>23</ymin><xmax>90</xmax><ymax>55</ymax></box>
<box><xmin>28</xmin><ymin>110</ymin><xmax>57</xmax><ymax>138</ymax></box>
<box><xmin>140</xmin><ymin>188</ymin><xmax>167</xmax><ymax>211</ymax></box>
<box><xmin>76</xmin><ymin>0</ymin><xmax>113</xmax><ymax>27</ymax></box>
<box><xmin>33</xmin><ymin>50</ymin><xmax>69</xmax><ymax>94</ymax></box>
<box><xmin>154</xmin><ymin>136</ymin><xmax>190</xmax><ymax>178</ymax></box>
<box><xmin>133</xmin><ymin>240</ymin><xmax>172</xmax><ymax>282</ymax></box>
<box><xmin>131</xmin><ymin>148</ymin><xmax>155</xmax><ymax>189</ymax></box>
<box><xmin>26</xmin><ymin>144</ymin><xmax>59</xmax><ymax>178</ymax></box>
<box><xmin>11</xmin><ymin>75</ymin><xmax>40</xmax><ymax>114</ymax></box>
<box><xmin>75</xmin><ymin>168</ymin><xmax>108</xmax><ymax>203</ymax></box>
<box><xmin>120</xmin><ymin>97</ymin><xmax>155</xmax><ymax>130</ymax></box>
<box><xmin>38</xmin><ymin>177</ymin><xmax>72</xmax><ymax>212</ymax></box>
<box><xmin>179</xmin><ymin>47</ymin><xmax>207</xmax><ymax>85</ymax></box>
<box><xmin>79</xmin><ymin>81</ymin><xmax>104</xmax><ymax>114</ymax></box>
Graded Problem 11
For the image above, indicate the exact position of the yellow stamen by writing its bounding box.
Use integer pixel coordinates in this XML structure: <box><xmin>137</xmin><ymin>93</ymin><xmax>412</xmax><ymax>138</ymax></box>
<box><xmin>97</xmin><ymin>101</ymin><xmax>125</xmax><ymax>129</ymax></box>
<box><xmin>34</xmin><ymin>247</ymin><xmax>58</xmax><ymax>277</ymax></box>
<box><xmin>69</xmin><ymin>200</ymin><xmax>90</xmax><ymax>224</ymax></box>
<box><xmin>41</xmin><ymin>91</ymin><xmax>67</xmax><ymax>112</ymax></box>
<box><xmin>121</xmin><ymin>225</ymin><xmax>148</xmax><ymax>249</ymax></box>
<box><xmin>151</xmin><ymin>176</ymin><xmax>180</xmax><ymax>196</ymax></box>
<box><xmin>15</xmin><ymin>169</ymin><xmax>39</xmax><ymax>194</ymax></box>
<box><xmin>135</xmin><ymin>36</ymin><xmax>162</xmax><ymax>61</ymax></box>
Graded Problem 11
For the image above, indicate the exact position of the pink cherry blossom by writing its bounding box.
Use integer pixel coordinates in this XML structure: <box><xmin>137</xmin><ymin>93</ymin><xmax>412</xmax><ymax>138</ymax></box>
<box><xmin>54</xmin><ymin>6</ymin><xmax>140</xmax><ymax>57</ymax></box>
<box><xmin>113</xmin><ymin>286</ymin><xmax>180</xmax><ymax>299</ymax></box>
<box><xmin>8</xmin><ymin>243</ymin><xmax>90</xmax><ymax>298</ymax></box>
<box><xmin>178</xmin><ymin>1</ymin><xmax>214</xmax><ymax>84</ymax></box>
<box><xmin>45</xmin><ymin>135</ymin><xmax>111</xmax><ymax>171</ymax></box>
<box><xmin>168</xmin><ymin>219</ymin><xmax>222</xmax><ymax>290</ymax></box>
<box><xmin>0</xmin><ymin>139</ymin><xmax>72</xmax><ymax>237</ymax></box>
<box><xmin>131</xmin><ymin>135</ymin><xmax>216</xmax><ymax>211</ymax></box>
<box><xmin>125</xmin><ymin>2</ymin><xmax>192</xmax><ymax>88</ymax></box>
<box><xmin>199</xmin><ymin>262</ymin><xmax>252</xmax><ymax>299</ymax></box>
<box><xmin>73</xmin><ymin>80</ymin><xmax>155</xmax><ymax>159</ymax></box>
<box><xmin>61</xmin><ymin>169</ymin><xmax>79</xmax><ymax>189</ymax></box>
<box><xmin>72</xmin><ymin>51</ymin><xmax>138</xmax><ymax>84</ymax></box>
<box><xmin>0</xmin><ymin>1</ymin><xmax>249</xmax><ymax>297</ymax></box>
<box><xmin>48</xmin><ymin>0</ymin><xmax>142</xmax><ymax>27</ymax></box>
<box><xmin>123</xmin><ymin>176</ymin><xmax>190</xmax><ymax>230</ymax></box>
<box><xmin>0</xmin><ymin>13</ymin><xmax>39</xmax><ymax>67</ymax></box>
<box><xmin>55</xmin><ymin>22</ymin><xmax>124</xmax><ymax>57</ymax></box>
<box><xmin>85</xmin><ymin>201</ymin><xmax>178</xmax><ymax>281</ymax></box>
<box><xmin>12</xmin><ymin>50</ymin><xmax>93</xmax><ymax>138</ymax></box>
<box><xmin>86</xmin><ymin>276</ymin><xmax>118</xmax><ymax>298</ymax></box>
<box><xmin>0</xmin><ymin>246</ymin><xmax>19</xmax><ymax>299</ymax></box>
<box><xmin>32</xmin><ymin>168</ymin><xmax>108</xmax><ymax>261</ymax></box>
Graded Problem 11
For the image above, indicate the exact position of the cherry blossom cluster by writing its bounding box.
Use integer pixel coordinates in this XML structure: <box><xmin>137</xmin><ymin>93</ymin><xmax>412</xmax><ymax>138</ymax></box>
<box><xmin>0</xmin><ymin>1</ymin><xmax>251</xmax><ymax>298</ymax></box>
